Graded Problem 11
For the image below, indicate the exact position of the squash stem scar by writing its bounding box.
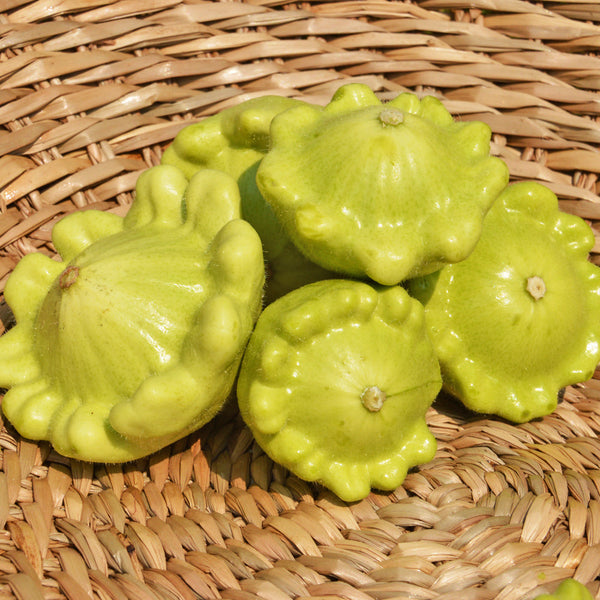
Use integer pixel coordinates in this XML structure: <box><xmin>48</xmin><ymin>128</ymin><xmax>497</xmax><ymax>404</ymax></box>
<box><xmin>59</xmin><ymin>265</ymin><xmax>80</xmax><ymax>290</ymax></box>
<box><xmin>379</xmin><ymin>108</ymin><xmax>404</xmax><ymax>127</ymax></box>
<box><xmin>526</xmin><ymin>275</ymin><xmax>546</xmax><ymax>300</ymax></box>
<box><xmin>361</xmin><ymin>385</ymin><xmax>387</xmax><ymax>412</ymax></box>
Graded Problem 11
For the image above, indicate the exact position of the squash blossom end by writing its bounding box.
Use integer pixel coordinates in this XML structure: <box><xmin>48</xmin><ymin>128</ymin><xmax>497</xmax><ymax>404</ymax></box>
<box><xmin>256</xmin><ymin>84</ymin><xmax>510</xmax><ymax>285</ymax></box>
<box><xmin>237</xmin><ymin>279</ymin><xmax>441</xmax><ymax>502</ymax></box>
<box><xmin>408</xmin><ymin>181</ymin><xmax>600</xmax><ymax>423</ymax></box>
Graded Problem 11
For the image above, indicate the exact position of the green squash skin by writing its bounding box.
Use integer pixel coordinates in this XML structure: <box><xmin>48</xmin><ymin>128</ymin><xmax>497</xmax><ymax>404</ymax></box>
<box><xmin>533</xmin><ymin>579</ymin><xmax>594</xmax><ymax>600</ymax></box>
<box><xmin>0</xmin><ymin>165</ymin><xmax>265</xmax><ymax>463</ymax></box>
<box><xmin>161</xmin><ymin>95</ymin><xmax>335</xmax><ymax>301</ymax></box>
<box><xmin>256</xmin><ymin>83</ymin><xmax>509</xmax><ymax>286</ymax></box>
<box><xmin>237</xmin><ymin>279</ymin><xmax>441</xmax><ymax>502</ymax></box>
<box><xmin>407</xmin><ymin>181</ymin><xmax>600</xmax><ymax>423</ymax></box>
<box><xmin>161</xmin><ymin>95</ymin><xmax>304</xmax><ymax>257</ymax></box>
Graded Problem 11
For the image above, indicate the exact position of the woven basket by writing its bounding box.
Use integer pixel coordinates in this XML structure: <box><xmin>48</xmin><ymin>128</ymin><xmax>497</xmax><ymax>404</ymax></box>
<box><xmin>2</xmin><ymin>1</ymin><xmax>600</xmax><ymax>599</ymax></box>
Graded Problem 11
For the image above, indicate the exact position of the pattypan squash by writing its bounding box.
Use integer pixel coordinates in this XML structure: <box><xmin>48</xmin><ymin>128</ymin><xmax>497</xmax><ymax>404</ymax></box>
<box><xmin>256</xmin><ymin>83</ymin><xmax>509</xmax><ymax>285</ymax></box>
<box><xmin>161</xmin><ymin>95</ymin><xmax>333</xmax><ymax>302</ymax></box>
<box><xmin>237</xmin><ymin>279</ymin><xmax>441</xmax><ymax>502</ymax></box>
<box><xmin>407</xmin><ymin>181</ymin><xmax>600</xmax><ymax>423</ymax></box>
<box><xmin>533</xmin><ymin>579</ymin><xmax>593</xmax><ymax>600</ymax></box>
<box><xmin>0</xmin><ymin>165</ymin><xmax>265</xmax><ymax>462</ymax></box>
<box><xmin>161</xmin><ymin>94</ymin><xmax>301</xmax><ymax>252</ymax></box>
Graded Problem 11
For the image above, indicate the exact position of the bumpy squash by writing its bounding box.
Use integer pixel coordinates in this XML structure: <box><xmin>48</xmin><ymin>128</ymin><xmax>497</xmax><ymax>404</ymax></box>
<box><xmin>161</xmin><ymin>95</ymin><xmax>333</xmax><ymax>302</ymax></box>
<box><xmin>256</xmin><ymin>83</ymin><xmax>509</xmax><ymax>285</ymax></box>
<box><xmin>407</xmin><ymin>182</ymin><xmax>600</xmax><ymax>423</ymax></box>
<box><xmin>0</xmin><ymin>165</ymin><xmax>264</xmax><ymax>462</ymax></box>
<box><xmin>237</xmin><ymin>279</ymin><xmax>441</xmax><ymax>502</ymax></box>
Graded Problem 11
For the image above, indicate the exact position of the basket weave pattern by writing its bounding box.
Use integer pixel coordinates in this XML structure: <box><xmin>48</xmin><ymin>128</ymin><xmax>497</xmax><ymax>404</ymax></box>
<box><xmin>2</xmin><ymin>1</ymin><xmax>600</xmax><ymax>599</ymax></box>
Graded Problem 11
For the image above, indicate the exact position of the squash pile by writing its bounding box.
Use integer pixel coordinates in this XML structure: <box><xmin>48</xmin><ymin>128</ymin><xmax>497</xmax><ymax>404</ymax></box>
<box><xmin>1</xmin><ymin>84</ymin><xmax>599</xmax><ymax>502</ymax></box>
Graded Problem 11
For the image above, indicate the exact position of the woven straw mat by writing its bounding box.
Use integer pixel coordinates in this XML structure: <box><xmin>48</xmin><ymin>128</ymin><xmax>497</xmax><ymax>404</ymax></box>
<box><xmin>2</xmin><ymin>1</ymin><xmax>600</xmax><ymax>599</ymax></box>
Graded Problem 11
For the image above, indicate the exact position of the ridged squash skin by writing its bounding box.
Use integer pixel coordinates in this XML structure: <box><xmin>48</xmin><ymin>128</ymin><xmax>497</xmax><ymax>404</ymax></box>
<box><xmin>161</xmin><ymin>95</ymin><xmax>302</xmax><ymax>254</ymax></box>
<box><xmin>0</xmin><ymin>165</ymin><xmax>265</xmax><ymax>462</ymax></box>
<box><xmin>237</xmin><ymin>279</ymin><xmax>441</xmax><ymax>502</ymax></box>
<box><xmin>161</xmin><ymin>95</ymin><xmax>333</xmax><ymax>302</ymax></box>
<box><xmin>407</xmin><ymin>182</ymin><xmax>600</xmax><ymax>423</ymax></box>
<box><xmin>256</xmin><ymin>83</ymin><xmax>509</xmax><ymax>285</ymax></box>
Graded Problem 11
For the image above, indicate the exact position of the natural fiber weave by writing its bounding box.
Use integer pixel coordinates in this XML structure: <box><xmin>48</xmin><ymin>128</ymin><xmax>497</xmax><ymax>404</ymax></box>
<box><xmin>1</xmin><ymin>1</ymin><xmax>600</xmax><ymax>598</ymax></box>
